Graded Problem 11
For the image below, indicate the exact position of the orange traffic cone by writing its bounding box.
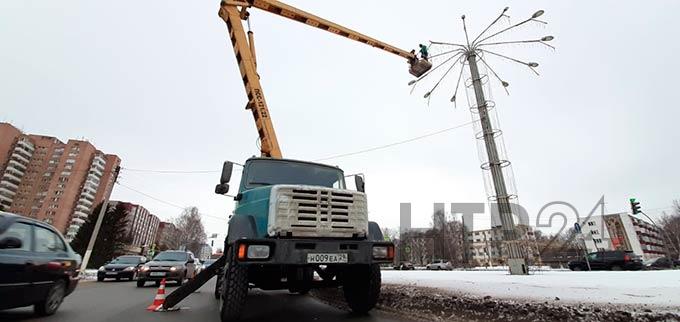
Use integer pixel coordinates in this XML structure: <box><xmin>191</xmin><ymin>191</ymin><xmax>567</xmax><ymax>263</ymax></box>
<box><xmin>146</xmin><ymin>278</ymin><xmax>166</xmax><ymax>311</ymax></box>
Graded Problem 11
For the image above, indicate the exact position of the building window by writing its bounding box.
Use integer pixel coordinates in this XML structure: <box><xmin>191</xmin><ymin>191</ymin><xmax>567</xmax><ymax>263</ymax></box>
<box><xmin>590</xmin><ymin>230</ymin><xmax>599</xmax><ymax>235</ymax></box>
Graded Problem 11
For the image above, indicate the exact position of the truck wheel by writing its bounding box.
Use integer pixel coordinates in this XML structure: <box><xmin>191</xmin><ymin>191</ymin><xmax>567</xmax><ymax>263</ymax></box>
<box><xmin>342</xmin><ymin>264</ymin><xmax>381</xmax><ymax>314</ymax></box>
<box><xmin>214</xmin><ymin>275</ymin><xmax>222</xmax><ymax>300</ymax></box>
<box><xmin>220</xmin><ymin>248</ymin><xmax>248</xmax><ymax>322</ymax></box>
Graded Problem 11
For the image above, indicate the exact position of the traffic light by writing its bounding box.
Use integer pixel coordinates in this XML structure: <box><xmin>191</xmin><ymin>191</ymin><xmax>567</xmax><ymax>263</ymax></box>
<box><xmin>630</xmin><ymin>198</ymin><xmax>641</xmax><ymax>215</ymax></box>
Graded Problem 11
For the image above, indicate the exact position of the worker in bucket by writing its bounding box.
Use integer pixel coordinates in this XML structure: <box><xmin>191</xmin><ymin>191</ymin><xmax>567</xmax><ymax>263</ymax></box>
<box><xmin>418</xmin><ymin>44</ymin><xmax>429</xmax><ymax>61</ymax></box>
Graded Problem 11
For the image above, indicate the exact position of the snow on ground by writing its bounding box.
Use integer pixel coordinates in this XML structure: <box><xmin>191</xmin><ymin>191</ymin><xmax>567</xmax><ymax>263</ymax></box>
<box><xmin>382</xmin><ymin>269</ymin><xmax>680</xmax><ymax>308</ymax></box>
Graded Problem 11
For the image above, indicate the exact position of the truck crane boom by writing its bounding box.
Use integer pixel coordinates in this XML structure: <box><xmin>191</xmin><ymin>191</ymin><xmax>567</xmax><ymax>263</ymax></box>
<box><xmin>218</xmin><ymin>0</ymin><xmax>431</xmax><ymax>158</ymax></box>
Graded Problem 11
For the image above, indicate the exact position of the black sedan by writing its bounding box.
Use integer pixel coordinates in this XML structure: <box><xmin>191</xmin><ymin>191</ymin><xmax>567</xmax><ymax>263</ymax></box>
<box><xmin>97</xmin><ymin>255</ymin><xmax>147</xmax><ymax>281</ymax></box>
<box><xmin>0</xmin><ymin>212</ymin><xmax>81</xmax><ymax>316</ymax></box>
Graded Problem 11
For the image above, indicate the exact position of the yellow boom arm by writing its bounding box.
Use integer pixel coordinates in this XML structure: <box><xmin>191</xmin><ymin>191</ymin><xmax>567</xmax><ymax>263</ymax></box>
<box><xmin>219</xmin><ymin>0</ymin><xmax>423</xmax><ymax>158</ymax></box>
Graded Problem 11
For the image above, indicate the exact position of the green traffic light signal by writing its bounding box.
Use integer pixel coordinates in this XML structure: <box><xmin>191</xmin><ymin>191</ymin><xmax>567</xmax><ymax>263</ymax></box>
<box><xmin>629</xmin><ymin>198</ymin><xmax>636</xmax><ymax>203</ymax></box>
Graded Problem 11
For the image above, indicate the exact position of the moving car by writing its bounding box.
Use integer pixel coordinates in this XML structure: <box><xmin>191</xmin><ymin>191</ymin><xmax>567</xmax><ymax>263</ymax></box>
<box><xmin>568</xmin><ymin>250</ymin><xmax>643</xmax><ymax>271</ymax></box>
<box><xmin>643</xmin><ymin>257</ymin><xmax>675</xmax><ymax>270</ymax></box>
<box><xmin>426</xmin><ymin>259</ymin><xmax>453</xmax><ymax>270</ymax></box>
<box><xmin>136</xmin><ymin>250</ymin><xmax>198</xmax><ymax>287</ymax></box>
<box><xmin>393</xmin><ymin>261</ymin><xmax>415</xmax><ymax>270</ymax></box>
<box><xmin>97</xmin><ymin>255</ymin><xmax>147</xmax><ymax>281</ymax></box>
<box><xmin>0</xmin><ymin>212</ymin><xmax>81</xmax><ymax>316</ymax></box>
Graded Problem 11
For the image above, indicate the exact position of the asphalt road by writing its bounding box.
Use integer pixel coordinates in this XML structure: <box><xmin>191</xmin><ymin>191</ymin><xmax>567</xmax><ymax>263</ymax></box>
<box><xmin>0</xmin><ymin>278</ymin><xmax>417</xmax><ymax>322</ymax></box>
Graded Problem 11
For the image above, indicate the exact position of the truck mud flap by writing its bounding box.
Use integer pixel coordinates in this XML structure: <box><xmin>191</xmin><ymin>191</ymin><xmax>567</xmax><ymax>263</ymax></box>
<box><xmin>163</xmin><ymin>255</ymin><xmax>226</xmax><ymax>309</ymax></box>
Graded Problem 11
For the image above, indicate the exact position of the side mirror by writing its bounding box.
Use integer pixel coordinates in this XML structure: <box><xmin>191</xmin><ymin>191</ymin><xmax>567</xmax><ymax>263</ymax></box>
<box><xmin>215</xmin><ymin>183</ymin><xmax>230</xmax><ymax>195</ymax></box>
<box><xmin>0</xmin><ymin>236</ymin><xmax>22</xmax><ymax>249</ymax></box>
<box><xmin>220</xmin><ymin>161</ymin><xmax>234</xmax><ymax>184</ymax></box>
<box><xmin>187</xmin><ymin>258</ymin><xmax>195</xmax><ymax>264</ymax></box>
<box><xmin>355</xmin><ymin>175</ymin><xmax>365</xmax><ymax>193</ymax></box>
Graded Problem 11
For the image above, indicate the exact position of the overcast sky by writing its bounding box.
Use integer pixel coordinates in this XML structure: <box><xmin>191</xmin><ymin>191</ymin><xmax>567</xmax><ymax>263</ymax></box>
<box><xmin>2</xmin><ymin>1</ymin><xmax>679</xmax><ymax>236</ymax></box>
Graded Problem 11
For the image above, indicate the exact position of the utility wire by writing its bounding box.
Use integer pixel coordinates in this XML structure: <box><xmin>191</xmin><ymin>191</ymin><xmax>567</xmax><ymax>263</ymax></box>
<box><xmin>314</xmin><ymin>120</ymin><xmax>475</xmax><ymax>162</ymax></box>
<box><xmin>115</xmin><ymin>181</ymin><xmax>227</xmax><ymax>221</ymax></box>
<box><xmin>121</xmin><ymin>167</ymin><xmax>219</xmax><ymax>174</ymax></box>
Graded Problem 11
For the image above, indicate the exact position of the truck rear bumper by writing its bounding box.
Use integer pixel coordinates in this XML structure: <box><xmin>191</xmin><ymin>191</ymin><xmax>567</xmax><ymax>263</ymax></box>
<box><xmin>234</xmin><ymin>238</ymin><xmax>393</xmax><ymax>265</ymax></box>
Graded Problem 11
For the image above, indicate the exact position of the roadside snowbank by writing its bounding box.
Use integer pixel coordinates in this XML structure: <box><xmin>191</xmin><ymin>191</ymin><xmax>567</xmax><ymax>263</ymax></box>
<box><xmin>382</xmin><ymin>269</ymin><xmax>680</xmax><ymax>307</ymax></box>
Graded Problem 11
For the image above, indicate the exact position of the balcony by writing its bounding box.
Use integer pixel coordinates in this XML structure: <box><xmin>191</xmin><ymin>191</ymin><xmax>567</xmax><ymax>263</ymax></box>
<box><xmin>71</xmin><ymin>217</ymin><xmax>85</xmax><ymax>226</ymax></box>
<box><xmin>76</xmin><ymin>203</ymin><xmax>90</xmax><ymax>212</ymax></box>
<box><xmin>13</xmin><ymin>148</ymin><xmax>32</xmax><ymax>161</ymax></box>
<box><xmin>7</xmin><ymin>159</ymin><xmax>27</xmax><ymax>172</ymax></box>
<box><xmin>3</xmin><ymin>172</ymin><xmax>22</xmax><ymax>183</ymax></box>
<box><xmin>73</xmin><ymin>209</ymin><xmax>89</xmax><ymax>219</ymax></box>
<box><xmin>0</xmin><ymin>194</ymin><xmax>13</xmax><ymax>203</ymax></box>
<box><xmin>0</xmin><ymin>180</ymin><xmax>18</xmax><ymax>190</ymax></box>
<box><xmin>81</xmin><ymin>190</ymin><xmax>95</xmax><ymax>201</ymax></box>
<box><xmin>17</xmin><ymin>138</ymin><xmax>34</xmax><ymax>150</ymax></box>
<box><xmin>0</xmin><ymin>186</ymin><xmax>16</xmax><ymax>196</ymax></box>
<box><xmin>78</xmin><ymin>198</ymin><xmax>93</xmax><ymax>207</ymax></box>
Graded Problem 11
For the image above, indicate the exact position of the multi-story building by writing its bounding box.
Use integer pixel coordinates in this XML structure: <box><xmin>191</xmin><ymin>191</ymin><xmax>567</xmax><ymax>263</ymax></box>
<box><xmin>580</xmin><ymin>212</ymin><xmax>666</xmax><ymax>259</ymax></box>
<box><xmin>0</xmin><ymin>123</ymin><xmax>120</xmax><ymax>239</ymax></box>
<box><xmin>109</xmin><ymin>201</ymin><xmax>160</xmax><ymax>254</ymax></box>
<box><xmin>466</xmin><ymin>224</ymin><xmax>538</xmax><ymax>266</ymax></box>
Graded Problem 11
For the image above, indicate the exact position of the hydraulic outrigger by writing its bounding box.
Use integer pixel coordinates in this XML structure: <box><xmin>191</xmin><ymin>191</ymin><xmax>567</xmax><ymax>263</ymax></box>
<box><xmin>163</xmin><ymin>0</ymin><xmax>430</xmax><ymax>311</ymax></box>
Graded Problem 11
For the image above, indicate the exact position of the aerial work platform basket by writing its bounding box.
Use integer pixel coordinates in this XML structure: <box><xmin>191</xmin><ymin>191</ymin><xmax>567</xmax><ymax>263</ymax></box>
<box><xmin>409</xmin><ymin>59</ymin><xmax>432</xmax><ymax>77</ymax></box>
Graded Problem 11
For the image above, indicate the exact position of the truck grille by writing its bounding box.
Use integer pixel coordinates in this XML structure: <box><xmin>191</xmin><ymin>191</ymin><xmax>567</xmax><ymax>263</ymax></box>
<box><xmin>268</xmin><ymin>185</ymin><xmax>368</xmax><ymax>238</ymax></box>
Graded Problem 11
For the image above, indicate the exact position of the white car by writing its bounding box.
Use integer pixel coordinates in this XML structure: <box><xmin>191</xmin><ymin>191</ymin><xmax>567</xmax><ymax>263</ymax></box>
<box><xmin>426</xmin><ymin>259</ymin><xmax>453</xmax><ymax>270</ymax></box>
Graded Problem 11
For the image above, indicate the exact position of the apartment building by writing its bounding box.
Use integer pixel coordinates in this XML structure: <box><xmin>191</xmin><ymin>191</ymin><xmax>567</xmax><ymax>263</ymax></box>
<box><xmin>0</xmin><ymin>123</ymin><xmax>120</xmax><ymax>239</ymax></box>
<box><xmin>466</xmin><ymin>224</ymin><xmax>538</xmax><ymax>266</ymax></box>
<box><xmin>109</xmin><ymin>201</ymin><xmax>160</xmax><ymax>253</ymax></box>
<box><xmin>580</xmin><ymin>212</ymin><xmax>666</xmax><ymax>259</ymax></box>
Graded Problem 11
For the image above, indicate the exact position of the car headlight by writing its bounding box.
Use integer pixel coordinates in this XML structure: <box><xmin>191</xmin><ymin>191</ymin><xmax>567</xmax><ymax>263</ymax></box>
<box><xmin>170</xmin><ymin>266</ymin><xmax>183</xmax><ymax>271</ymax></box>
<box><xmin>141</xmin><ymin>265</ymin><xmax>150</xmax><ymax>272</ymax></box>
<box><xmin>124</xmin><ymin>266</ymin><xmax>135</xmax><ymax>271</ymax></box>
<box><xmin>98</xmin><ymin>266</ymin><xmax>105</xmax><ymax>271</ymax></box>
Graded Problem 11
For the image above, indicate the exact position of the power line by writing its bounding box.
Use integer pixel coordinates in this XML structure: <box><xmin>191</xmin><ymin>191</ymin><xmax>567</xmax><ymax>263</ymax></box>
<box><xmin>313</xmin><ymin>120</ymin><xmax>475</xmax><ymax>162</ymax></box>
<box><xmin>115</xmin><ymin>181</ymin><xmax>227</xmax><ymax>221</ymax></box>
<box><xmin>121</xmin><ymin>167</ymin><xmax>219</xmax><ymax>174</ymax></box>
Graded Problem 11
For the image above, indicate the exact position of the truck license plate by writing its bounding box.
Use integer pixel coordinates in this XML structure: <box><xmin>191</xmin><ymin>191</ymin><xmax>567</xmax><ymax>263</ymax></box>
<box><xmin>307</xmin><ymin>253</ymin><xmax>348</xmax><ymax>264</ymax></box>
<box><xmin>150</xmin><ymin>272</ymin><xmax>166</xmax><ymax>277</ymax></box>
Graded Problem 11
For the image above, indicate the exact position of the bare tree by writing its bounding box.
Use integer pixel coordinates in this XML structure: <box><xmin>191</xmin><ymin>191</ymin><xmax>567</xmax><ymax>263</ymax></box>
<box><xmin>174</xmin><ymin>207</ymin><xmax>207</xmax><ymax>256</ymax></box>
<box><xmin>659</xmin><ymin>201</ymin><xmax>680</xmax><ymax>260</ymax></box>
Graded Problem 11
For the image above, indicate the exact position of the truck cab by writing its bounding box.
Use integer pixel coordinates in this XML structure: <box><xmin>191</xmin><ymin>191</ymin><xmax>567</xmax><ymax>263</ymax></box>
<box><xmin>215</xmin><ymin>157</ymin><xmax>393</xmax><ymax>321</ymax></box>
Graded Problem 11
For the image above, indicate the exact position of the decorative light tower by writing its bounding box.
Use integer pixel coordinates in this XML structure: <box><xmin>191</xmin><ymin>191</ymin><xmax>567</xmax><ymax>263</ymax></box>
<box><xmin>410</xmin><ymin>8</ymin><xmax>554</xmax><ymax>275</ymax></box>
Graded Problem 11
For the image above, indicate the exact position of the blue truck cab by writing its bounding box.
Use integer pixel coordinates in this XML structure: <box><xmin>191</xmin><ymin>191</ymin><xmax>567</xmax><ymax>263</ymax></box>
<box><xmin>214</xmin><ymin>157</ymin><xmax>393</xmax><ymax>321</ymax></box>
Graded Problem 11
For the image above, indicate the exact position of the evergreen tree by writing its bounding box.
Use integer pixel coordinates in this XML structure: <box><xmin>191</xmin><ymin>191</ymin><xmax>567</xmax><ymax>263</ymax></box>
<box><xmin>70</xmin><ymin>202</ymin><xmax>130</xmax><ymax>268</ymax></box>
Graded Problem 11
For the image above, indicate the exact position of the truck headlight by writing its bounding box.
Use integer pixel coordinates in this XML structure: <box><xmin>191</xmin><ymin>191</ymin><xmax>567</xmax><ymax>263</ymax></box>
<box><xmin>247</xmin><ymin>245</ymin><xmax>270</xmax><ymax>259</ymax></box>
<box><xmin>373</xmin><ymin>245</ymin><xmax>394</xmax><ymax>259</ymax></box>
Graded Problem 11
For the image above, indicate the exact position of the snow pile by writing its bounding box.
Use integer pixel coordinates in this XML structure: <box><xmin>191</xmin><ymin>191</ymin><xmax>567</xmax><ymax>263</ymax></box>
<box><xmin>79</xmin><ymin>269</ymin><xmax>98</xmax><ymax>281</ymax></box>
<box><xmin>382</xmin><ymin>270</ymin><xmax>680</xmax><ymax>307</ymax></box>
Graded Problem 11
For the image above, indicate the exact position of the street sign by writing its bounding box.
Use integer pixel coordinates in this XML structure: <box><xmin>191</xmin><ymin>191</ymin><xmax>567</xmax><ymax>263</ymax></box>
<box><xmin>574</xmin><ymin>222</ymin><xmax>581</xmax><ymax>233</ymax></box>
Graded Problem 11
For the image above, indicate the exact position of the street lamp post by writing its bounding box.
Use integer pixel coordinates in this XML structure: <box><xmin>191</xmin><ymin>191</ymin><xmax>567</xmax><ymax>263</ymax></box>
<box><xmin>410</xmin><ymin>8</ymin><xmax>554</xmax><ymax>275</ymax></box>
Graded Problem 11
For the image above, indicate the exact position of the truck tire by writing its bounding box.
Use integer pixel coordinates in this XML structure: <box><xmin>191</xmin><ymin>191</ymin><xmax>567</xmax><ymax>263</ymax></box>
<box><xmin>342</xmin><ymin>264</ymin><xmax>381</xmax><ymax>314</ymax></box>
<box><xmin>220</xmin><ymin>248</ymin><xmax>248</xmax><ymax>322</ymax></box>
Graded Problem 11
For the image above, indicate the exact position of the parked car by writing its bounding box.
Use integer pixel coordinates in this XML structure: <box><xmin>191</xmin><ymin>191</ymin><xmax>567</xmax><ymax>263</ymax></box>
<box><xmin>136</xmin><ymin>250</ymin><xmax>198</xmax><ymax>287</ymax></box>
<box><xmin>426</xmin><ymin>259</ymin><xmax>452</xmax><ymax>270</ymax></box>
<box><xmin>0</xmin><ymin>212</ymin><xmax>81</xmax><ymax>316</ymax></box>
<box><xmin>97</xmin><ymin>255</ymin><xmax>147</xmax><ymax>281</ymax></box>
<box><xmin>393</xmin><ymin>261</ymin><xmax>415</xmax><ymax>270</ymax></box>
<box><xmin>643</xmin><ymin>257</ymin><xmax>675</xmax><ymax>270</ymax></box>
<box><xmin>568</xmin><ymin>251</ymin><xmax>643</xmax><ymax>271</ymax></box>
